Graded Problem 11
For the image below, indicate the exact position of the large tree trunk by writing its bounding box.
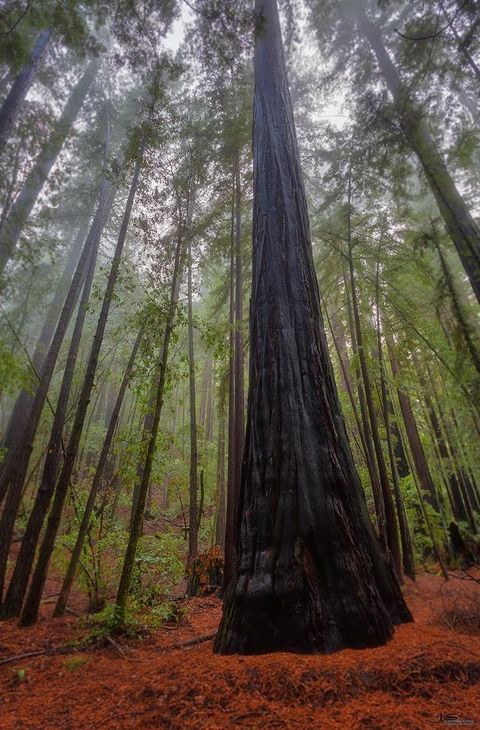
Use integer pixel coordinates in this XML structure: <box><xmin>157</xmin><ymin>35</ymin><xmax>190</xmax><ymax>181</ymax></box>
<box><xmin>214</xmin><ymin>0</ymin><xmax>411</xmax><ymax>655</ymax></box>
<box><xmin>0</xmin><ymin>59</ymin><xmax>99</xmax><ymax>276</ymax></box>
<box><xmin>19</xmin><ymin>154</ymin><xmax>142</xmax><ymax>625</ymax></box>
<box><xmin>357</xmin><ymin>9</ymin><xmax>480</xmax><ymax>303</ymax></box>
<box><xmin>0</xmin><ymin>29</ymin><xmax>52</xmax><ymax>152</ymax></box>
<box><xmin>0</xmin><ymin>175</ymin><xmax>116</xmax><ymax>603</ymax></box>
<box><xmin>53</xmin><ymin>322</ymin><xmax>145</xmax><ymax>617</ymax></box>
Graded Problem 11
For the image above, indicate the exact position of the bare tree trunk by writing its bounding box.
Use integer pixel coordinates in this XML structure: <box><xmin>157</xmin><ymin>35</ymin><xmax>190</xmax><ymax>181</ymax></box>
<box><xmin>0</xmin><ymin>60</ymin><xmax>99</xmax><ymax>276</ymax></box>
<box><xmin>387</xmin><ymin>338</ymin><xmax>441</xmax><ymax>513</ymax></box>
<box><xmin>0</xmin><ymin>29</ymin><xmax>52</xmax><ymax>152</ymax></box>
<box><xmin>1</xmin><ymin>240</ymin><xmax>99</xmax><ymax>619</ymax></box>
<box><xmin>342</xmin><ymin>264</ymin><xmax>383</xmax><ymax>523</ymax></box>
<box><xmin>115</xmin><ymin>218</ymin><xmax>187</xmax><ymax>619</ymax></box>
<box><xmin>19</xmin><ymin>153</ymin><xmax>142</xmax><ymax>625</ymax></box>
<box><xmin>215</xmin><ymin>381</ymin><xmax>227</xmax><ymax>549</ymax></box>
<box><xmin>233</xmin><ymin>148</ymin><xmax>245</xmax><ymax>542</ymax></box>
<box><xmin>223</xmin><ymin>170</ymin><xmax>237</xmax><ymax>588</ymax></box>
<box><xmin>0</xmin><ymin>174</ymin><xmax>116</xmax><ymax>603</ymax></box>
<box><xmin>322</xmin><ymin>296</ymin><xmax>369</xmax><ymax>465</ymax></box>
<box><xmin>376</xmin><ymin>308</ymin><xmax>415</xmax><ymax>580</ymax></box>
<box><xmin>346</xmin><ymin>197</ymin><xmax>400</xmax><ymax>572</ymax></box>
<box><xmin>187</xmin><ymin>236</ymin><xmax>199</xmax><ymax>565</ymax></box>
<box><xmin>205</xmin><ymin>361</ymin><xmax>214</xmax><ymax>442</ymax></box>
<box><xmin>214</xmin><ymin>0</ymin><xmax>411</xmax><ymax>655</ymax></box>
<box><xmin>53</xmin><ymin>322</ymin><xmax>145</xmax><ymax>616</ymax></box>
<box><xmin>357</xmin><ymin>9</ymin><xmax>480</xmax><ymax>303</ymax></box>
<box><xmin>0</xmin><ymin>215</ymin><xmax>90</xmax><ymax>466</ymax></box>
<box><xmin>434</xmin><ymin>231</ymin><xmax>480</xmax><ymax>377</ymax></box>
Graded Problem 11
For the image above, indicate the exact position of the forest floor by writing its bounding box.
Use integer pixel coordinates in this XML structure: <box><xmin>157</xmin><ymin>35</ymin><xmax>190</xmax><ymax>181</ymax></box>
<box><xmin>1</xmin><ymin>571</ymin><xmax>480</xmax><ymax>729</ymax></box>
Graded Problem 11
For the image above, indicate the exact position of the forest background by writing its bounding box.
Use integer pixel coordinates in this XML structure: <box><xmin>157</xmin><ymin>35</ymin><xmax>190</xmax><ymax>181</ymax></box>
<box><xmin>0</xmin><ymin>0</ymin><xmax>479</xmax><ymax>632</ymax></box>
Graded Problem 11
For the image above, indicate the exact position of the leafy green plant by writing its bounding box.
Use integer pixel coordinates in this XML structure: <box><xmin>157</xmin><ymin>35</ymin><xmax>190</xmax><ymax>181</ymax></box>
<box><xmin>130</xmin><ymin>532</ymin><xmax>183</xmax><ymax>609</ymax></box>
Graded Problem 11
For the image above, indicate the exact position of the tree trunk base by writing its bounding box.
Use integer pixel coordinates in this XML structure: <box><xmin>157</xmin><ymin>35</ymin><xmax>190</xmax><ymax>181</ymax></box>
<box><xmin>187</xmin><ymin>546</ymin><xmax>224</xmax><ymax>597</ymax></box>
<box><xmin>215</xmin><ymin>564</ymin><xmax>412</xmax><ymax>655</ymax></box>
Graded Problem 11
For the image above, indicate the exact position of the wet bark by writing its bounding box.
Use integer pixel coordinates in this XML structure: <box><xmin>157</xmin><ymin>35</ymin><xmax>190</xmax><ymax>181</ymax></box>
<box><xmin>0</xmin><ymin>60</ymin><xmax>99</xmax><ymax>276</ymax></box>
<box><xmin>214</xmin><ymin>0</ymin><xmax>411</xmax><ymax>655</ymax></box>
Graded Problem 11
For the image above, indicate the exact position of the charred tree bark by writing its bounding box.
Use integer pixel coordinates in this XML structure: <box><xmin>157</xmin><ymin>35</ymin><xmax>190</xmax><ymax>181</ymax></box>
<box><xmin>19</xmin><ymin>155</ymin><xmax>141</xmax><ymax>626</ymax></box>
<box><xmin>214</xmin><ymin>0</ymin><xmax>411</xmax><ymax>655</ymax></box>
<box><xmin>0</xmin><ymin>60</ymin><xmax>99</xmax><ymax>276</ymax></box>
<box><xmin>0</xmin><ymin>29</ymin><xmax>52</xmax><ymax>152</ymax></box>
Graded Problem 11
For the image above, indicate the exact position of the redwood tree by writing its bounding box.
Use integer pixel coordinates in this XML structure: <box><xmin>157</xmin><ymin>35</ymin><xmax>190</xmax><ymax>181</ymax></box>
<box><xmin>214</xmin><ymin>0</ymin><xmax>411</xmax><ymax>655</ymax></box>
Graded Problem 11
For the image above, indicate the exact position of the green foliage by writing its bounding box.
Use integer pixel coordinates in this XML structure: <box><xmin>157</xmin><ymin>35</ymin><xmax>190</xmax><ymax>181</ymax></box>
<box><xmin>86</xmin><ymin>603</ymin><xmax>142</xmax><ymax>641</ymax></box>
<box><xmin>130</xmin><ymin>532</ymin><xmax>183</xmax><ymax>609</ymax></box>
<box><xmin>0</xmin><ymin>340</ymin><xmax>31</xmax><ymax>397</ymax></box>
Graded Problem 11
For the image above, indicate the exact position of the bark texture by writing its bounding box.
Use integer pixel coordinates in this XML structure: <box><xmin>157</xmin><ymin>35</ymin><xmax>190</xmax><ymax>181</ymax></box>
<box><xmin>214</xmin><ymin>0</ymin><xmax>411</xmax><ymax>655</ymax></box>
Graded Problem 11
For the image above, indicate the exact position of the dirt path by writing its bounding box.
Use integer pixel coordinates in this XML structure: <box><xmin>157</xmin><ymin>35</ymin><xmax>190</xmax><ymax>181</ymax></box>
<box><xmin>1</xmin><ymin>573</ymin><xmax>479</xmax><ymax>729</ymax></box>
